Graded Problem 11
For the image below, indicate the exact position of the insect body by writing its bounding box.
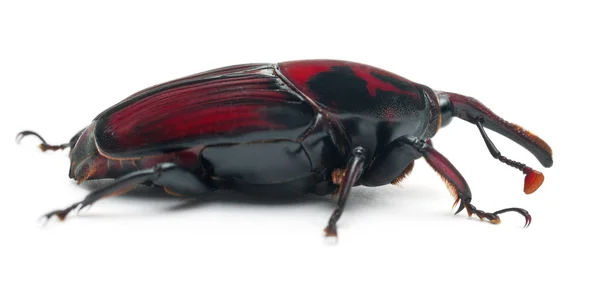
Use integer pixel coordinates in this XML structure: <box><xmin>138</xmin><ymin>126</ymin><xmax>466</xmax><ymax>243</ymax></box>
<box><xmin>17</xmin><ymin>60</ymin><xmax>553</xmax><ymax>237</ymax></box>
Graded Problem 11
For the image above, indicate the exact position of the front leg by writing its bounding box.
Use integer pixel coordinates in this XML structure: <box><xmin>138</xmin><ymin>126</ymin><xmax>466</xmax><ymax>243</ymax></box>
<box><xmin>324</xmin><ymin>147</ymin><xmax>366</xmax><ymax>238</ymax></box>
<box><xmin>415</xmin><ymin>140</ymin><xmax>532</xmax><ymax>227</ymax></box>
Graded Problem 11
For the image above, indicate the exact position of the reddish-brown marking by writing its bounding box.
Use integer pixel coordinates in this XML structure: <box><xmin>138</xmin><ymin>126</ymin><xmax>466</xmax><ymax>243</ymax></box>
<box><xmin>122</xmin><ymin>63</ymin><xmax>268</xmax><ymax>101</ymax></box>
<box><xmin>423</xmin><ymin>149</ymin><xmax>465</xmax><ymax>200</ymax></box>
<box><xmin>392</xmin><ymin>161</ymin><xmax>414</xmax><ymax>185</ymax></box>
<box><xmin>331</xmin><ymin>168</ymin><xmax>346</xmax><ymax>185</ymax></box>
<box><xmin>438</xmin><ymin>174</ymin><xmax>459</xmax><ymax>200</ymax></box>
<box><xmin>513</xmin><ymin>124</ymin><xmax>553</xmax><ymax>156</ymax></box>
<box><xmin>100</xmin><ymin>74</ymin><xmax>292</xmax><ymax>154</ymax></box>
<box><xmin>164</xmin><ymin>187</ymin><xmax>186</xmax><ymax>197</ymax></box>
<box><xmin>278</xmin><ymin>60</ymin><xmax>419</xmax><ymax>99</ymax></box>
<box><xmin>76</xmin><ymin>167</ymin><xmax>97</xmax><ymax>184</ymax></box>
<box><xmin>73</xmin><ymin>156</ymin><xmax>108</xmax><ymax>183</ymax></box>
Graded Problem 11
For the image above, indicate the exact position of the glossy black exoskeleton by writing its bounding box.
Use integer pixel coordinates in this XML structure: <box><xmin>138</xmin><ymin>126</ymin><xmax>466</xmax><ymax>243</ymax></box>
<box><xmin>17</xmin><ymin>59</ymin><xmax>553</xmax><ymax>237</ymax></box>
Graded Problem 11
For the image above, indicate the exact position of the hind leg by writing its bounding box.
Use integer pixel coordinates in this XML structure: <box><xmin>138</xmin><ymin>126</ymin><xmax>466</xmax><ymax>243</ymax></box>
<box><xmin>42</xmin><ymin>163</ymin><xmax>212</xmax><ymax>221</ymax></box>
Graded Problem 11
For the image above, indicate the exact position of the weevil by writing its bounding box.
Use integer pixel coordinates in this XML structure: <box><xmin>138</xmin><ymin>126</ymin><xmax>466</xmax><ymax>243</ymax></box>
<box><xmin>17</xmin><ymin>60</ymin><xmax>553</xmax><ymax>237</ymax></box>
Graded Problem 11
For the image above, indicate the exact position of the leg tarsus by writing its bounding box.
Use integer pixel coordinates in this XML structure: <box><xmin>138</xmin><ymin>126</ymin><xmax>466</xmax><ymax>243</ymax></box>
<box><xmin>457</xmin><ymin>200</ymin><xmax>531</xmax><ymax>227</ymax></box>
<box><xmin>324</xmin><ymin>208</ymin><xmax>341</xmax><ymax>237</ymax></box>
<box><xmin>16</xmin><ymin>130</ymin><xmax>70</xmax><ymax>152</ymax></box>
<box><xmin>494</xmin><ymin>207</ymin><xmax>532</xmax><ymax>227</ymax></box>
<box><xmin>43</xmin><ymin>203</ymin><xmax>85</xmax><ymax>221</ymax></box>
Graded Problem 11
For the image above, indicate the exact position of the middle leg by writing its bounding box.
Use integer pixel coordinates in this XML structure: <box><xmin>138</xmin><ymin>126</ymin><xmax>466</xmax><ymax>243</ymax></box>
<box><xmin>324</xmin><ymin>147</ymin><xmax>366</xmax><ymax>238</ymax></box>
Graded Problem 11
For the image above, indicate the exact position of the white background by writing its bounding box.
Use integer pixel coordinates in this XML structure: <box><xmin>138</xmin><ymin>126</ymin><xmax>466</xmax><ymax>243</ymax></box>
<box><xmin>1</xmin><ymin>1</ymin><xmax>598</xmax><ymax>283</ymax></box>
